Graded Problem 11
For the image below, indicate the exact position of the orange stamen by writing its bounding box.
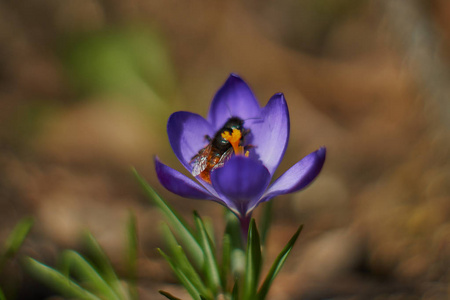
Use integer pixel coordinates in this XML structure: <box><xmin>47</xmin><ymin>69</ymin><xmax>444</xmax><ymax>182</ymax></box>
<box><xmin>222</xmin><ymin>129</ymin><xmax>244</xmax><ymax>155</ymax></box>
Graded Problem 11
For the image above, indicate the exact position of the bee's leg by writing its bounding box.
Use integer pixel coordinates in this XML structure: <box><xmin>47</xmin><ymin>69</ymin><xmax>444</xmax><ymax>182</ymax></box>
<box><xmin>204</xmin><ymin>135</ymin><xmax>212</xmax><ymax>142</ymax></box>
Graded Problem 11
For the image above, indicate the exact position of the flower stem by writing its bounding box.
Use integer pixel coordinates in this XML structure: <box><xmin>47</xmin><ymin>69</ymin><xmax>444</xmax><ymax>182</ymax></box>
<box><xmin>240</xmin><ymin>214</ymin><xmax>252</xmax><ymax>243</ymax></box>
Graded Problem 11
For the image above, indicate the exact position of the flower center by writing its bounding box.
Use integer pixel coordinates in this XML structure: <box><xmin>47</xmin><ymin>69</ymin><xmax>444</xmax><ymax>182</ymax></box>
<box><xmin>221</xmin><ymin>129</ymin><xmax>249</xmax><ymax>156</ymax></box>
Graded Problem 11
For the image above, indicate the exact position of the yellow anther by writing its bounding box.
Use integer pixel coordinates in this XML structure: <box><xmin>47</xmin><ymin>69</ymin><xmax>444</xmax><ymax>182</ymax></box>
<box><xmin>222</xmin><ymin>129</ymin><xmax>244</xmax><ymax>155</ymax></box>
<box><xmin>221</xmin><ymin>131</ymin><xmax>231</xmax><ymax>140</ymax></box>
<box><xmin>221</xmin><ymin>129</ymin><xmax>241</xmax><ymax>143</ymax></box>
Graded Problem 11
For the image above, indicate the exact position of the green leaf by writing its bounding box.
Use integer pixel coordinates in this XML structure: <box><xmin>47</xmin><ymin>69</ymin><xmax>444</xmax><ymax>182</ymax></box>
<box><xmin>220</xmin><ymin>234</ymin><xmax>231</xmax><ymax>290</ymax></box>
<box><xmin>243</xmin><ymin>219</ymin><xmax>262</xmax><ymax>300</ymax></box>
<box><xmin>257</xmin><ymin>225</ymin><xmax>303</xmax><ymax>300</ymax></box>
<box><xmin>59</xmin><ymin>250</ymin><xmax>121</xmax><ymax>300</ymax></box>
<box><xmin>259</xmin><ymin>201</ymin><xmax>273</xmax><ymax>246</ymax></box>
<box><xmin>224</xmin><ymin>210</ymin><xmax>243</xmax><ymax>251</ymax></box>
<box><xmin>0</xmin><ymin>217</ymin><xmax>33</xmax><ymax>270</ymax></box>
<box><xmin>25</xmin><ymin>257</ymin><xmax>101</xmax><ymax>300</ymax></box>
<box><xmin>231</xmin><ymin>280</ymin><xmax>239</xmax><ymax>300</ymax></box>
<box><xmin>158</xmin><ymin>249</ymin><xmax>202</xmax><ymax>300</ymax></box>
<box><xmin>194</xmin><ymin>212</ymin><xmax>221</xmax><ymax>294</ymax></box>
<box><xmin>0</xmin><ymin>288</ymin><xmax>5</xmax><ymax>300</ymax></box>
<box><xmin>83</xmin><ymin>232</ymin><xmax>129</xmax><ymax>300</ymax></box>
<box><xmin>160</xmin><ymin>224</ymin><xmax>210</xmax><ymax>298</ymax></box>
<box><xmin>159</xmin><ymin>290</ymin><xmax>183</xmax><ymax>300</ymax></box>
<box><xmin>203</xmin><ymin>217</ymin><xmax>216</xmax><ymax>248</ymax></box>
<box><xmin>133</xmin><ymin>169</ymin><xmax>204</xmax><ymax>268</ymax></box>
<box><xmin>126</xmin><ymin>211</ymin><xmax>138</xmax><ymax>300</ymax></box>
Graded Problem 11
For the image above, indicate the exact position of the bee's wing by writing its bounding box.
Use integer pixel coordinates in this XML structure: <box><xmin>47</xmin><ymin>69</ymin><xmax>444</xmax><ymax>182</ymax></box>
<box><xmin>212</xmin><ymin>148</ymin><xmax>234</xmax><ymax>171</ymax></box>
<box><xmin>191</xmin><ymin>145</ymin><xmax>211</xmax><ymax>177</ymax></box>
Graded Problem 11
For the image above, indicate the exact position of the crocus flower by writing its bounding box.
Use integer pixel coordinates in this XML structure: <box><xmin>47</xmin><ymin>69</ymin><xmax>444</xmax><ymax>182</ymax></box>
<box><xmin>155</xmin><ymin>74</ymin><xmax>326</xmax><ymax>232</ymax></box>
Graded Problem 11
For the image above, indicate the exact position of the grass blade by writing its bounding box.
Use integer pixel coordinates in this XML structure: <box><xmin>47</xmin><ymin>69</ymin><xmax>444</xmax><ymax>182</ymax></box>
<box><xmin>133</xmin><ymin>169</ymin><xmax>204</xmax><ymax>268</ymax></box>
<box><xmin>231</xmin><ymin>280</ymin><xmax>239</xmax><ymax>300</ymax></box>
<box><xmin>25</xmin><ymin>257</ymin><xmax>101</xmax><ymax>300</ymax></box>
<box><xmin>259</xmin><ymin>201</ymin><xmax>273</xmax><ymax>246</ymax></box>
<box><xmin>194</xmin><ymin>212</ymin><xmax>221</xmax><ymax>294</ymax></box>
<box><xmin>220</xmin><ymin>234</ymin><xmax>231</xmax><ymax>290</ymax></box>
<box><xmin>158</xmin><ymin>249</ymin><xmax>202</xmax><ymax>300</ymax></box>
<box><xmin>60</xmin><ymin>250</ymin><xmax>121</xmax><ymax>300</ymax></box>
<box><xmin>224</xmin><ymin>210</ymin><xmax>243</xmax><ymax>251</ymax></box>
<box><xmin>203</xmin><ymin>217</ymin><xmax>215</xmax><ymax>248</ymax></box>
<box><xmin>83</xmin><ymin>232</ymin><xmax>129</xmax><ymax>300</ymax></box>
<box><xmin>257</xmin><ymin>225</ymin><xmax>303</xmax><ymax>300</ymax></box>
<box><xmin>160</xmin><ymin>223</ymin><xmax>210</xmax><ymax>298</ymax></box>
<box><xmin>0</xmin><ymin>217</ymin><xmax>33</xmax><ymax>270</ymax></box>
<box><xmin>243</xmin><ymin>219</ymin><xmax>261</xmax><ymax>300</ymax></box>
<box><xmin>159</xmin><ymin>290</ymin><xmax>183</xmax><ymax>300</ymax></box>
<box><xmin>126</xmin><ymin>211</ymin><xmax>138</xmax><ymax>300</ymax></box>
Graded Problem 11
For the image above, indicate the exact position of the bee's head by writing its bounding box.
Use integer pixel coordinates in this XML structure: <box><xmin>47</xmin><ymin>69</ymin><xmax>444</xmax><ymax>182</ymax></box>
<box><xmin>224</xmin><ymin>117</ymin><xmax>244</xmax><ymax>132</ymax></box>
<box><xmin>220</xmin><ymin>117</ymin><xmax>248</xmax><ymax>155</ymax></box>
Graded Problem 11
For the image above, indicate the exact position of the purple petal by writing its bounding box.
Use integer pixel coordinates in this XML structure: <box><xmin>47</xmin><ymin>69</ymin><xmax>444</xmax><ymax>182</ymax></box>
<box><xmin>155</xmin><ymin>157</ymin><xmax>216</xmax><ymax>200</ymax></box>
<box><xmin>260</xmin><ymin>147</ymin><xmax>326</xmax><ymax>202</ymax></box>
<box><xmin>210</xmin><ymin>156</ymin><xmax>271</xmax><ymax>216</ymax></box>
<box><xmin>207</xmin><ymin>74</ymin><xmax>261</xmax><ymax>129</ymax></box>
<box><xmin>168</xmin><ymin>111</ymin><xmax>214</xmax><ymax>172</ymax></box>
<box><xmin>250</xmin><ymin>93</ymin><xmax>289</xmax><ymax>176</ymax></box>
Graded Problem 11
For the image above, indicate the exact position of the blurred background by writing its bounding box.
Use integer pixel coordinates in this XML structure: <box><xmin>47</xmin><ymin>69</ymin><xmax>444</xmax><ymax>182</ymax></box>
<box><xmin>0</xmin><ymin>0</ymin><xmax>449</xmax><ymax>299</ymax></box>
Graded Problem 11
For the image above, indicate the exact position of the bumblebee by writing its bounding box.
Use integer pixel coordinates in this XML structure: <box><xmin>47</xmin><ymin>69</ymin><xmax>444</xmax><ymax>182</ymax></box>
<box><xmin>191</xmin><ymin>117</ymin><xmax>250</xmax><ymax>184</ymax></box>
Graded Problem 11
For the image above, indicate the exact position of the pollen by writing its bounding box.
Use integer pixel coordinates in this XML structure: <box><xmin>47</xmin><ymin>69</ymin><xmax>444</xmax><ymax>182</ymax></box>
<box><xmin>222</xmin><ymin>129</ymin><xmax>244</xmax><ymax>155</ymax></box>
